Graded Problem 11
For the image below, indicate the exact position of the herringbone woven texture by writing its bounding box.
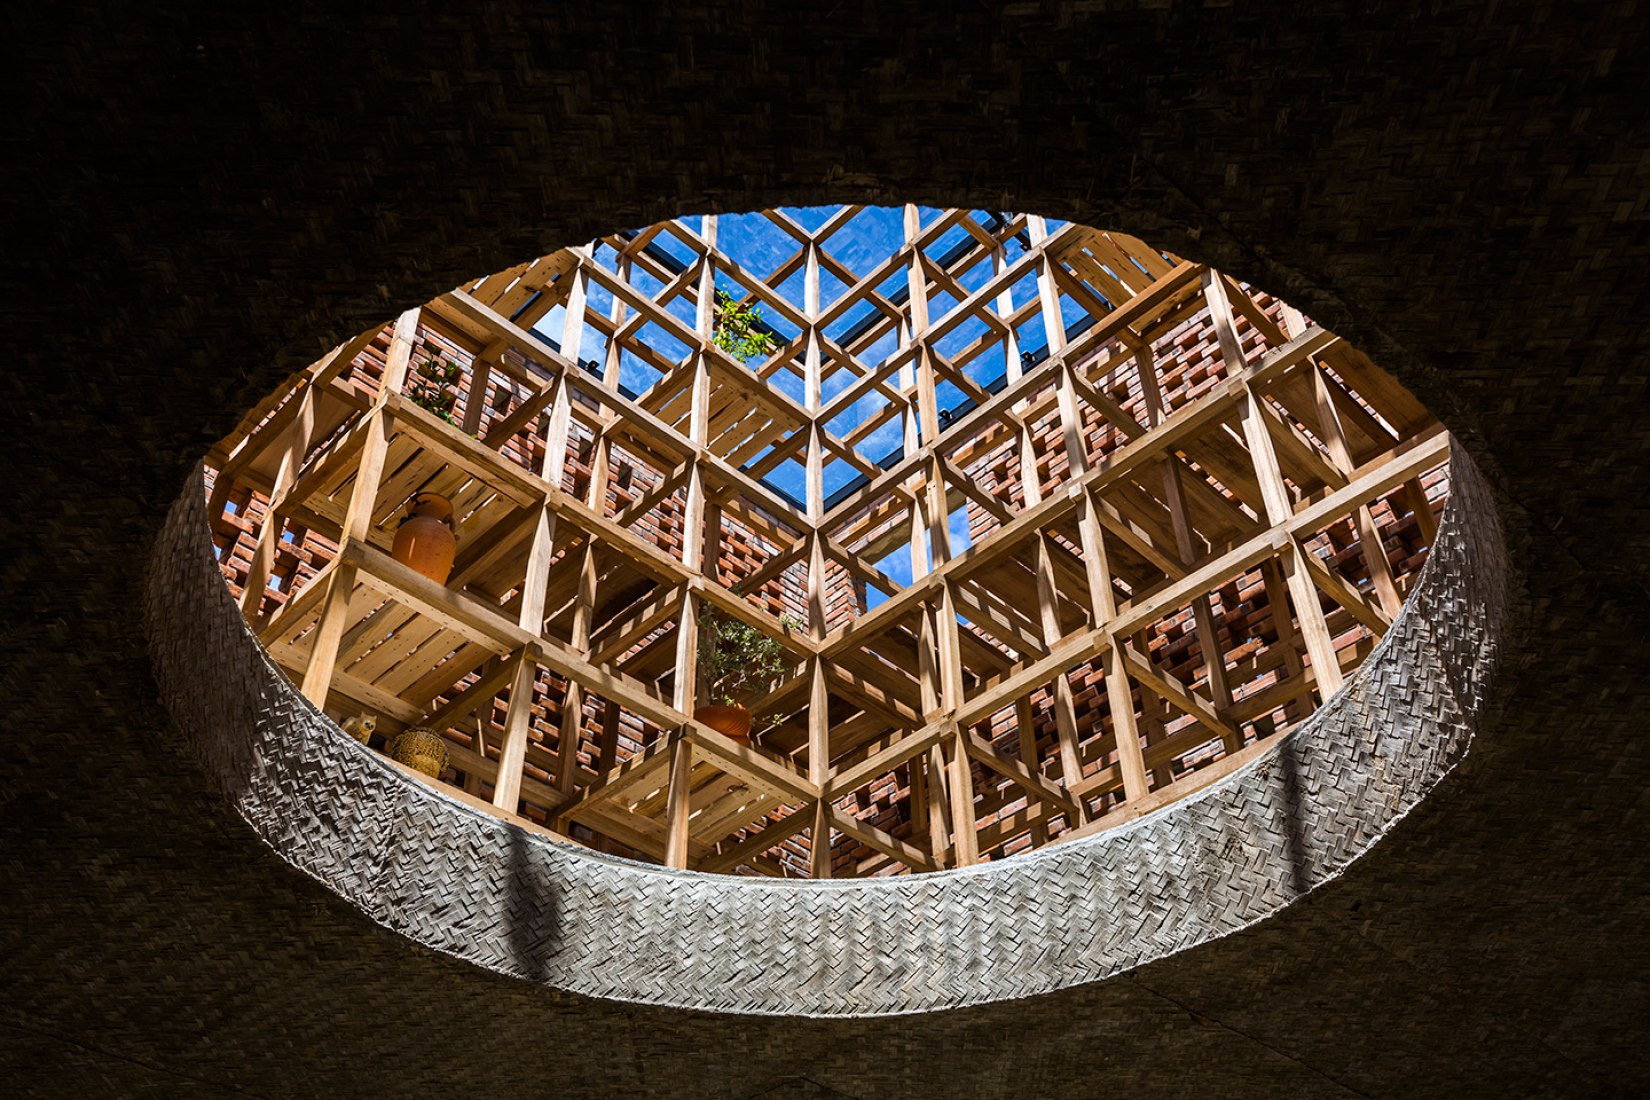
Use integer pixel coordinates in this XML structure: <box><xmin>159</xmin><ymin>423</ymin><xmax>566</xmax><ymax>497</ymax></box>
<box><xmin>146</xmin><ymin>447</ymin><xmax>1508</xmax><ymax>1017</ymax></box>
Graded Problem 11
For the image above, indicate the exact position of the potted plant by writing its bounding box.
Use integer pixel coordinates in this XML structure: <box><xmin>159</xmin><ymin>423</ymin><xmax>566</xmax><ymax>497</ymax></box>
<box><xmin>407</xmin><ymin>356</ymin><xmax>463</xmax><ymax>425</ymax></box>
<box><xmin>711</xmin><ymin>289</ymin><xmax>779</xmax><ymax>364</ymax></box>
<box><xmin>694</xmin><ymin>608</ymin><xmax>791</xmax><ymax>745</ymax></box>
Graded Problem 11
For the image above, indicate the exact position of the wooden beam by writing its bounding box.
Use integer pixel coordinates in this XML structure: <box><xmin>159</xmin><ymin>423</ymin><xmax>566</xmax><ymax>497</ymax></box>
<box><xmin>698</xmin><ymin>809</ymin><xmax>814</xmax><ymax>874</ymax></box>
<box><xmin>553</xmin><ymin>732</ymin><xmax>680</xmax><ymax>828</ymax></box>
<box><xmin>686</xmin><ymin>719</ymin><xmax>820</xmax><ymax>804</ymax></box>
<box><xmin>297</xmin><ymin>560</ymin><xmax>361</xmax><ymax>708</ymax></box>
<box><xmin>1295</xmin><ymin>536</ymin><xmax>1393</xmax><ymax>636</ymax></box>
<box><xmin>828</xmin><ymin>806</ymin><xmax>936</xmax><ymax>872</ymax></box>
<box><xmin>1118</xmin><ymin>642</ymin><xmax>1243</xmax><ymax>745</ymax></box>
<box><xmin>961</xmin><ymin>730</ymin><xmax>1081</xmax><ymax>818</ymax></box>
<box><xmin>418</xmin><ymin>648</ymin><xmax>526</xmax><ymax>733</ymax></box>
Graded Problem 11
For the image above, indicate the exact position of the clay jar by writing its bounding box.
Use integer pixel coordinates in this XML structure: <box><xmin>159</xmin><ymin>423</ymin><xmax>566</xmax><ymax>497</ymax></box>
<box><xmin>391</xmin><ymin>492</ymin><xmax>457</xmax><ymax>585</ymax></box>
<box><xmin>693</xmin><ymin>703</ymin><xmax>752</xmax><ymax>745</ymax></box>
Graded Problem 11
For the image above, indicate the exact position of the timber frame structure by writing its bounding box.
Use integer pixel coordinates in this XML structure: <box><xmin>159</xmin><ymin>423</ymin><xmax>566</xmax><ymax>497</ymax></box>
<box><xmin>205</xmin><ymin>205</ymin><xmax>1448</xmax><ymax>878</ymax></box>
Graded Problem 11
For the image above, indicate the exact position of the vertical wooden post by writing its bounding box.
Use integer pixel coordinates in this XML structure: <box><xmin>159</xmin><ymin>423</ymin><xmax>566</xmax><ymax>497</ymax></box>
<box><xmin>1035</xmin><ymin>536</ymin><xmax>1090</xmax><ymax>822</ymax></box>
<box><xmin>997</xmin><ymin>237</ymin><xmax>1039</xmax><ymax>510</ymax></box>
<box><xmin>594</xmin><ymin>695</ymin><xmax>620</xmax><ymax>775</ymax></box>
<box><xmin>905</xmin><ymin>415</ymin><xmax>930</xmax><ymax>582</ymax></box>
<box><xmin>936</xmin><ymin>581</ymin><xmax>977</xmax><ymax>866</ymax></box>
<box><xmin>597</xmin><ymin>698</ymin><xmax>622</xmax><ymax>775</ymax></box>
<box><xmin>299</xmin><ymin>307</ymin><xmax>417</xmax><ymax>709</ymax></box>
<box><xmin>916</xmin><ymin>601</ymin><xmax>951</xmax><ymax>863</ymax></box>
<box><xmin>460</xmin><ymin>341</ymin><xmax>502</xmax><ymax>437</ymax></box>
<box><xmin>807</xmin><ymin>656</ymin><xmax>832</xmax><ymax>878</ymax></box>
<box><xmin>680</xmin><ymin>219</ymin><xmax>715</xmax><ymax>577</ymax></box>
<box><xmin>1406</xmin><ymin>478</ymin><xmax>1440</xmax><ymax>546</ymax></box>
<box><xmin>603</xmin><ymin>251</ymin><xmax>631</xmax><ymax>391</ymax></box>
<box><xmin>513</xmin><ymin>491</ymin><xmax>558</xmax><ymax>638</ymax></box>
<box><xmin>665</xmin><ymin>585</ymin><xmax>702</xmax><ymax>869</ymax></box>
<box><xmin>1261</xmin><ymin>558</ymin><xmax>1316</xmax><ymax>720</ymax></box>
<box><xmin>1104</xmin><ymin>641</ymin><xmax>1151</xmax><ymax>804</ymax></box>
<box><xmin>1082</xmin><ymin>512</ymin><xmax>1150</xmax><ymax>804</ymax></box>
<box><xmin>994</xmin><ymin>236</ymin><xmax>1022</xmax><ymax>386</ymax></box>
<box><xmin>1313</xmin><ymin>365</ymin><xmax>1403</xmax><ymax>618</ymax></box>
<box><xmin>492</xmin><ymin>650</ymin><xmax>535</xmax><ymax>814</ymax></box>
<box><xmin>298</xmin><ymin>559</ymin><xmax>360</xmax><ymax>707</ymax></box>
<box><xmin>542</xmin><ymin>249</ymin><xmax>586</xmax><ymax>492</ymax></box>
<box><xmin>1279</xmin><ymin>539</ymin><xmax>1346</xmax><ymax>698</ymax></box>
<box><xmin>908</xmin><ymin>751</ymin><xmax>930</xmax><ymax>857</ymax></box>
<box><xmin>1014</xmin><ymin>696</ymin><xmax>1050</xmax><ymax>846</ymax></box>
<box><xmin>555</xmin><ymin>541</ymin><xmax>599</xmax><ymax>795</ymax></box>
<box><xmin>904</xmin><ymin>205</ymin><xmax>939</xmax><ymax>447</ymax></box>
<box><xmin>1239</xmin><ymin>379</ymin><xmax>1344</xmax><ymax>697</ymax></box>
<box><xmin>1030</xmin><ymin>215</ymin><xmax>1092</xmax><ymax>483</ymax></box>
<box><xmin>547</xmin><ymin>255</ymin><xmax>593</xmax><ymax>794</ymax></box>
<box><xmin>804</xmin><ymin>238</ymin><xmax>828</xmax><ymax>636</ymax></box>
<box><xmin>898</xmin><ymin>299</ymin><xmax>929</xmax><ymax>582</ymax></box>
<box><xmin>1027</xmin><ymin>216</ymin><xmax>1063</xmax><ymax>348</ymax></box>
<box><xmin>924</xmin><ymin>742</ymin><xmax>952</xmax><ymax>864</ymax></box>
<box><xmin>663</xmin><ymin>735</ymin><xmax>695</xmax><ymax>870</ymax></box>
<box><xmin>239</xmin><ymin>382</ymin><xmax>317</xmax><ymax>619</ymax></box>
<box><xmin>906</xmin><ymin>208</ymin><xmax>973</xmax><ymax>863</ymax></box>
<box><xmin>662</xmin><ymin>217</ymin><xmax>717</xmax><ymax>869</ymax></box>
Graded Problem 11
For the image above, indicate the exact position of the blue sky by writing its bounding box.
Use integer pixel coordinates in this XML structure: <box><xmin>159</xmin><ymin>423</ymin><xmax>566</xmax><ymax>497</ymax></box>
<box><xmin>528</xmin><ymin>204</ymin><xmax>1090</xmax><ymax>604</ymax></box>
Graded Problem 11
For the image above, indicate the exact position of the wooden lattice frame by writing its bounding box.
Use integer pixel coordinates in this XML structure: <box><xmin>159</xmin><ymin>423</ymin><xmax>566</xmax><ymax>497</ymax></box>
<box><xmin>205</xmin><ymin>205</ymin><xmax>1447</xmax><ymax>878</ymax></box>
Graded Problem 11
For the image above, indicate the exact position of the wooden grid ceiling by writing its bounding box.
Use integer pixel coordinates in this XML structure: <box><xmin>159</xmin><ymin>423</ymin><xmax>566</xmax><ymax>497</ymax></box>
<box><xmin>205</xmin><ymin>204</ymin><xmax>1448</xmax><ymax>878</ymax></box>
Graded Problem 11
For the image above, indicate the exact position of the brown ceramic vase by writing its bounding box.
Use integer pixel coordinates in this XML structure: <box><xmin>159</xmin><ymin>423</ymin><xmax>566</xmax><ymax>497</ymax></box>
<box><xmin>693</xmin><ymin>704</ymin><xmax>752</xmax><ymax>745</ymax></box>
<box><xmin>391</xmin><ymin>492</ymin><xmax>457</xmax><ymax>585</ymax></box>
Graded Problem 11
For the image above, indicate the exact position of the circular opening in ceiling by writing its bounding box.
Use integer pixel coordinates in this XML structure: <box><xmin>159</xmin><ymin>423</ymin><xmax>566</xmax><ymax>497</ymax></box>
<box><xmin>198</xmin><ymin>204</ymin><xmax>1451</xmax><ymax>880</ymax></box>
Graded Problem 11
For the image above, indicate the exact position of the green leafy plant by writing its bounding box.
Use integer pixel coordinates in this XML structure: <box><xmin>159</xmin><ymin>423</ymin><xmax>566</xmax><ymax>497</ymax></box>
<box><xmin>696</xmin><ymin>608</ymin><xmax>793</xmax><ymax>706</ymax></box>
<box><xmin>408</xmin><ymin>357</ymin><xmax>462</xmax><ymax>426</ymax></box>
<box><xmin>711</xmin><ymin>289</ymin><xmax>778</xmax><ymax>364</ymax></box>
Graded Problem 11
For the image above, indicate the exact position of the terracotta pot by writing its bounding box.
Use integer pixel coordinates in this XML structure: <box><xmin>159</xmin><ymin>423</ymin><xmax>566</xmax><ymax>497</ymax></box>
<box><xmin>389</xmin><ymin>726</ymin><xmax>449</xmax><ymax>779</ymax></box>
<box><xmin>391</xmin><ymin>492</ymin><xmax>457</xmax><ymax>585</ymax></box>
<box><xmin>694</xmin><ymin>704</ymin><xmax>752</xmax><ymax>745</ymax></box>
